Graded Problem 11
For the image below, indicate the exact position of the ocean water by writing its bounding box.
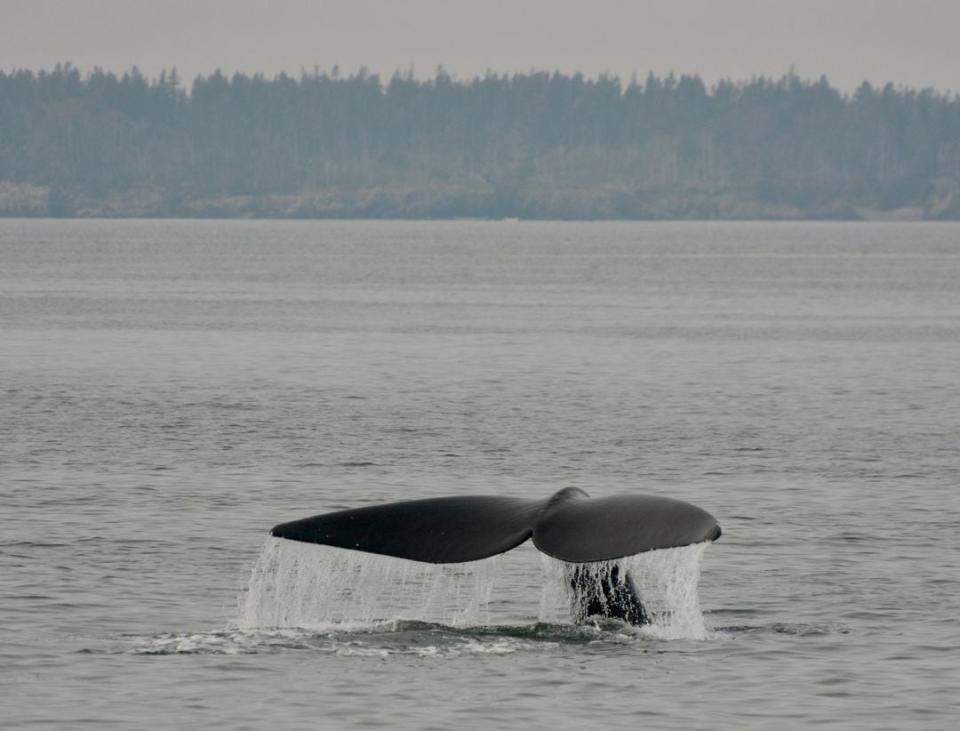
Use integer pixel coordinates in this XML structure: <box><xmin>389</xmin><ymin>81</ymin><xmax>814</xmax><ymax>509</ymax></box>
<box><xmin>1</xmin><ymin>219</ymin><xmax>959</xmax><ymax>730</ymax></box>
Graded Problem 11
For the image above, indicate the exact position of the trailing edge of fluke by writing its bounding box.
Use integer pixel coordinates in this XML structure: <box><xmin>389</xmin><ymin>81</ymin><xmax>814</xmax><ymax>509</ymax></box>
<box><xmin>270</xmin><ymin>487</ymin><xmax>721</xmax><ymax>564</ymax></box>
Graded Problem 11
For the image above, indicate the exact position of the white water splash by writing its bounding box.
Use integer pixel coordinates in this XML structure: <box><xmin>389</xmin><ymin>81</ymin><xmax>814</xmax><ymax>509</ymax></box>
<box><xmin>235</xmin><ymin>538</ymin><xmax>711</xmax><ymax>639</ymax></box>
<box><xmin>539</xmin><ymin>542</ymin><xmax>710</xmax><ymax>640</ymax></box>
<box><xmin>234</xmin><ymin>538</ymin><xmax>501</xmax><ymax>630</ymax></box>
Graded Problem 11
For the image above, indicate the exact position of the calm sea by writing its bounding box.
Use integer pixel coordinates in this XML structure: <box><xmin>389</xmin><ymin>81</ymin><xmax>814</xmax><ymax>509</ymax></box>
<box><xmin>1</xmin><ymin>219</ymin><xmax>959</xmax><ymax>730</ymax></box>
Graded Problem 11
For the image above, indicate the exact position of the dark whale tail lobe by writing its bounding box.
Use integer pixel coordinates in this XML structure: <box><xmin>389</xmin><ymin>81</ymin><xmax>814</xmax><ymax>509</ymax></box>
<box><xmin>270</xmin><ymin>487</ymin><xmax>720</xmax><ymax>564</ymax></box>
<box><xmin>270</xmin><ymin>494</ymin><xmax>541</xmax><ymax>564</ymax></box>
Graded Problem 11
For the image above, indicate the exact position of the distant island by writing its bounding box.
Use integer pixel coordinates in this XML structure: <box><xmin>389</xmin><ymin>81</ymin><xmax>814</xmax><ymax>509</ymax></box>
<box><xmin>1</xmin><ymin>64</ymin><xmax>959</xmax><ymax>220</ymax></box>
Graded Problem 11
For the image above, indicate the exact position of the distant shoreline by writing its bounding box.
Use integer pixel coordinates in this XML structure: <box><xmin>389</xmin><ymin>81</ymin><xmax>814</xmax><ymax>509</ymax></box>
<box><xmin>4</xmin><ymin>67</ymin><xmax>960</xmax><ymax>222</ymax></box>
<box><xmin>0</xmin><ymin>181</ymin><xmax>949</xmax><ymax>222</ymax></box>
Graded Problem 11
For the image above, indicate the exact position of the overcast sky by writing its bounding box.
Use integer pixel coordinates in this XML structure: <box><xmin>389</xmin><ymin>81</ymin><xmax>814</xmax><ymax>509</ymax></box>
<box><xmin>2</xmin><ymin>0</ymin><xmax>958</xmax><ymax>93</ymax></box>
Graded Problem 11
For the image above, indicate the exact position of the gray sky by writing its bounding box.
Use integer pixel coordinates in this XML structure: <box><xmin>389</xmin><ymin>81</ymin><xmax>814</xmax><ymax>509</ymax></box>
<box><xmin>2</xmin><ymin>0</ymin><xmax>958</xmax><ymax>93</ymax></box>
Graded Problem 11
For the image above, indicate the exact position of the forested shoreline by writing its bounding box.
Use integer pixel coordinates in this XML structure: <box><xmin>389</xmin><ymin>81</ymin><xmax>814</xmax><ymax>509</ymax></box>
<box><xmin>2</xmin><ymin>64</ymin><xmax>959</xmax><ymax>220</ymax></box>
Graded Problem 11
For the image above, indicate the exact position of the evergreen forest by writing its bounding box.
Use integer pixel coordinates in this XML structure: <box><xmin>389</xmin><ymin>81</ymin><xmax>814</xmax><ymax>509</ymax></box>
<box><xmin>1</xmin><ymin>64</ymin><xmax>959</xmax><ymax>219</ymax></box>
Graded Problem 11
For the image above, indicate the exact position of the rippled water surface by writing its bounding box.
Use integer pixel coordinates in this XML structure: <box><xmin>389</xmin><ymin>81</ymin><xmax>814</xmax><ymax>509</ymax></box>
<box><xmin>2</xmin><ymin>220</ymin><xmax>959</xmax><ymax>729</ymax></box>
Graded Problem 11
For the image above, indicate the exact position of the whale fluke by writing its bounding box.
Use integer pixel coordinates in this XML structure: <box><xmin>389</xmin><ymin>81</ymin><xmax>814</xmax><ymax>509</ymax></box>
<box><xmin>531</xmin><ymin>487</ymin><xmax>721</xmax><ymax>563</ymax></box>
<box><xmin>270</xmin><ymin>487</ymin><xmax>720</xmax><ymax>564</ymax></box>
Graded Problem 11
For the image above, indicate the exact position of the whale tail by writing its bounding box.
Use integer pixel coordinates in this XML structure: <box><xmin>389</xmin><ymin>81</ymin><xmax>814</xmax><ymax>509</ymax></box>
<box><xmin>271</xmin><ymin>486</ymin><xmax>720</xmax><ymax>564</ymax></box>
<box><xmin>270</xmin><ymin>487</ymin><xmax>720</xmax><ymax>625</ymax></box>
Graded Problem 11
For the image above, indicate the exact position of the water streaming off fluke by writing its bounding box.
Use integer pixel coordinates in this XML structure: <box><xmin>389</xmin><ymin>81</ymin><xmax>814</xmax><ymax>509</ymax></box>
<box><xmin>235</xmin><ymin>538</ymin><xmax>502</xmax><ymax>629</ymax></box>
<box><xmin>236</xmin><ymin>537</ymin><xmax>712</xmax><ymax>640</ymax></box>
<box><xmin>536</xmin><ymin>543</ymin><xmax>709</xmax><ymax>639</ymax></box>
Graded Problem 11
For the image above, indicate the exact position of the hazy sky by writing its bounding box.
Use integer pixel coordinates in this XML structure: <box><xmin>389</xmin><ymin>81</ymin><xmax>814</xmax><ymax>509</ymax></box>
<box><xmin>2</xmin><ymin>0</ymin><xmax>959</xmax><ymax>93</ymax></box>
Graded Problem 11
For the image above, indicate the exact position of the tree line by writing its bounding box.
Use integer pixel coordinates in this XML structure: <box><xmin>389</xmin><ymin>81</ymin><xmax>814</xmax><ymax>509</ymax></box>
<box><xmin>1</xmin><ymin>63</ymin><xmax>959</xmax><ymax>219</ymax></box>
